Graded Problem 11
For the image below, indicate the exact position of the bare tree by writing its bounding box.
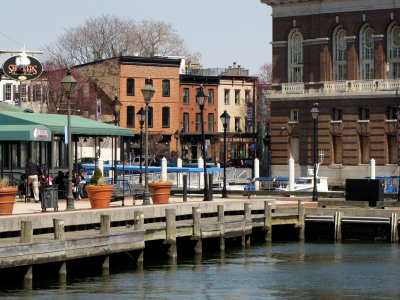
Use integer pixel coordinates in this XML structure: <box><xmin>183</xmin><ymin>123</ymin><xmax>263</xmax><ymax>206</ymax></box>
<box><xmin>43</xmin><ymin>15</ymin><xmax>193</xmax><ymax>66</ymax></box>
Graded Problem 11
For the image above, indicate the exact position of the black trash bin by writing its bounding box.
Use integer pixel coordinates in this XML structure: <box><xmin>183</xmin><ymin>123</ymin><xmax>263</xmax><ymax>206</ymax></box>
<box><xmin>41</xmin><ymin>185</ymin><xmax>59</xmax><ymax>212</ymax></box>
<box><xmin>345</xmin><ymin>179</ymin><xmax>384</xmax><ymax>207</ymax></box>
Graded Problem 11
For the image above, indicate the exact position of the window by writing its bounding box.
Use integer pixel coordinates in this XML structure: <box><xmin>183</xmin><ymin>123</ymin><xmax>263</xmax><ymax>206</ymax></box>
<box><xmin>333</xmin><ymin>26</ymin><xmax>347</xmax><ymax>80</ymax></box>
<box><xmin>208</xmin><ymin>113</ymin><xmax>214</xmax><ymax>133</ymax></box>
<box><xmin>290</xmin><ymin>109</ymin><xmax>299</xmax><ymax>122</ymax></box>
<box><xmin>388</xmin><ymin>135</ymin><xmax>397</xmax><ymax>164</ymax></box>
<box><xmin>127</xmin><ymin>106</ymin><xmax>135</xmax><ymax>128</ymax></box>
<box><xmin>195</xmin><ymin>113</ymin><xmax>201</xmax><ymax>133</ymax></box>
<box><xmin>245</xmin><ymin>90</ymin><xmax>251</xmax><ymax>102</ymax></box>
<box><xmin>386</xmin><ymin>106</ymin><xmax>398</xmax><ymax>120</ymax></box>
<box><xmin>331</xmin><ymin>108</ymin><xmax>342</xmax><ymax>121</ymax></box>
<box><xmin>162</xmin><ymin>80</ymin><xmax>170</xmax><ymax>97</ymax></box>
<box><xmin>183</xmin><ymin>88</ymin><xmax>189</xmax><ymax>104</ymax></box>
<box><xmin>387</xmin><ymin>23</ymin><xmax>400</xmax><ymax>79</ymax></box>
<box><xmin>235</xmin><ymin>90</ymin><xmax>240</xmax><ymax>105</ymax></box>
<box><xmin>359</xmin><ymin>24</ymin><xmax>374</xmax><ymax>80</ymax></box>
<box><xmin>183</xmin><ymin>113</ymin><xmax>189</xmax><ymax>133</ymax></box>
<box><xmin>20</xmin><ymin>84</ymin><xmax>27</xmax><ymax>102</ymax></box>
<box><xmin>288</xmin><ymin>29</ymin><xmax>303</xmax><ymax>83</ymax></box>
<box><xmin>235</xmin><ymin>118</ymin><xmax>241</xmax><ymax>131</ymax></box>
<box><xmin>162</xmin><ymin>107</ymin><xmax>170</xmax><ymax>128</ymax></box>
<box><xmin>332</xmin><ymin>136</ymin><xmax>343</xmax><ymax>164</ymax></box>
<box><xmin>33</xmin><ymin>85</ymin><xmax>42</xmax><ymax>102</ymax></box>
<box><xmin>83</xmin><ymin>83</ymin><xmax>90</xmax><ymax>97</ymax></box>
<box><xmin>358</xmin><ymin>107</ymin><xmax>370</xmax><ymax>121</ymax></box>
<box><xmin>224</xmin><ymin>89</ymin><xmax>230</xmax><ymax>104</ymax></box>
<box><xmin>359</xmin><ymin>135</ymin><xmax>370</xmax><ymax>164</ymax></box>
<box><xmin>4</xmin><ymin>83</ymin><xmax>12</xmax><ymax>101</ymax></box>
<box><xmin>148</xmin><ymin>106</ymin><xmax>153</xmax><ymax>128</ymax></box>
<box><xmin>127</xmin><ymin>78</ymin><xmax>135</xmax><ymax>96</ymax></box>
<box><xmin>208</xmin><ymin>89</ymin><xmax>214</xmax><ymax>104</ymax></box>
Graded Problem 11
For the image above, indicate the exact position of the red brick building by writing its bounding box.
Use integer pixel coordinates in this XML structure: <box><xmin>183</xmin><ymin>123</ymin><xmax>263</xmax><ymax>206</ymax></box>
<box><xmin>261</xmin><ymin>0</ymin><xmax>400</xmax><ymax>183</ymax></box>
<box><xmin>74</xmin><ymin>56</ymin><xmax>181</xmax><ymax>159</ymax></box>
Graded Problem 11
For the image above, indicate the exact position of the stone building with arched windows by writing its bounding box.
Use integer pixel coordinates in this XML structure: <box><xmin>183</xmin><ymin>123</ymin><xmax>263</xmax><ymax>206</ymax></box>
<box><xmin>261</xmin><ymin>0</ymin><xmax>400</xmax><ymax>185</ymax></box>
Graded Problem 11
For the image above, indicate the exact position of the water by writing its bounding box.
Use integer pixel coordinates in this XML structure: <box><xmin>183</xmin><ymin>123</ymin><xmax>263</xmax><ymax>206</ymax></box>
<box><xmin>2</xmin><ymin>242</ymin><xmax>400</xmax><ymax>299</ymax></box>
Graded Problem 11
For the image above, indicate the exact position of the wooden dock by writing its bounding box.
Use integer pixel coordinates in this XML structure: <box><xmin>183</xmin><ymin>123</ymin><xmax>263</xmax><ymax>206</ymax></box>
<box><xmin>2</xmin><ymin>197</ymin><xmax>400</xmax><ymax>286</ymax></box>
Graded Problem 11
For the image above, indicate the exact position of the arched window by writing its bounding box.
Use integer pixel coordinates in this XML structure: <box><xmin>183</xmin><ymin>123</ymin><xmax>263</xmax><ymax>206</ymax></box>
<box><xmin>288</xmin><ymin>29</ymin><xmax>303</xmax><ymax>83</ymax></box>
<box><xmin>333</xmin><ymin>26</ymin><xmax>347</xmax><ymax>80</ymax></box>
<box><xmin>387</xmin><ymin>22</ymin><xmax>400</xmax><ymax>79</ymax></box>
<box><xmin>359</xmin><ymin>24</ymin><xmax>374</xmax><ymax>80</ymax></box>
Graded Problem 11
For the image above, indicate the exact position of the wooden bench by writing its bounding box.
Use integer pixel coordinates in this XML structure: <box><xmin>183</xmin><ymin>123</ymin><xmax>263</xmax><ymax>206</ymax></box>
<box><xmin>318</xmin><ymin>200</ymin><xmax>369</xmax><ymax>208</ymax></box>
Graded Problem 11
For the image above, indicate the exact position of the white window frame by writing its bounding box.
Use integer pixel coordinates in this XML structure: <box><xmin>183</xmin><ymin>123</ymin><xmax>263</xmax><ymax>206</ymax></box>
<box><xmin>359</xmin><ymin>24</ymin><xmax>374</xmax><ymax>80</ymax></box>
<box><xmin>333</xmin><ymin>26</ymin><xmax>347</xmax><ymax>81</ymax></box>
<box><xmin>288</xmin><ymin>29</ymin><xmax>303</xmax><ymax>83</ymax></box>
<box><xmin>387</xmin><ymin>22</ymin><xmax>400</xmax><ymax>79</ymax></box>
<box><xmin>290</xmin><ymin>109</ymin><xmax>299</xmax><ymax>122</ymax></box>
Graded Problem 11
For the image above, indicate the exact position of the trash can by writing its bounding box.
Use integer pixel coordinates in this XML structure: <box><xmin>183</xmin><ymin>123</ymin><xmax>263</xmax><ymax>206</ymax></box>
<box><xmin>41</xmin><ymin>185</ymin><xmax>59</xmax><ymax>212</ymax></box>
<box><xmin>345</xmin><ymin>179</ymin><xmax>384</xmax><ymax>207</ymax></box>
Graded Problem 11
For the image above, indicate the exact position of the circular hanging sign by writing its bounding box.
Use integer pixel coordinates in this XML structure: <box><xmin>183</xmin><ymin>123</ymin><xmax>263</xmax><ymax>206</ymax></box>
<box><xmin>2</xmin><ymin>55</ymin><xmax>43</xmax><ymax>81</ymax></box>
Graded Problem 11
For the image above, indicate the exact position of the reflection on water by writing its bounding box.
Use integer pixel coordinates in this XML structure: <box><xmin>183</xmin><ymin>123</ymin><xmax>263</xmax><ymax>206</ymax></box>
<box><xmin>2</xmin><ymin>243</ymin><xmax>400</xmax><ymax>299</ymax></box>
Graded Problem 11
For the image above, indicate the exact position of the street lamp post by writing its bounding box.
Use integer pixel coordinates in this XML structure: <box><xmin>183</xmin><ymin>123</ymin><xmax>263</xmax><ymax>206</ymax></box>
<box><xmin>220</xmin><ymin>110</ymin><xmax>231</xmax><ymax>198</ymax></box>
<box><xmin>311</xmin><ymin>102</ymin><xmax>319</xmax><ymax>202</ymax></box>
<box><xmin>110</xmin><ymin>95</ymin><xmax>122</xmax><ymax>184</ymax></box>
<box><xmin>136</xmin><ymin>107</ymin><xmax>145</xmax><ymax>184</ymax></box>
<box><xmin>141</xmin><ymin>78</ymin><xmax>155</xmax><ymax>205</ymax></box>
<box><xmin>196</xmin><ymin>86</ymin><xmax>209</xmax><ymax>201</ymax></box>
<box><xmin>61</xmin><ymin>69</ymin><xmax>77</xmax><ymax>211</ymax></box>
<box><xmin>237</xmin><ymin>127</ymin><xmax>243</xmax><ymax>158</ymax></box>
<box><xmin>174</xmin><ymin>129</ymin><xmax>181</xmax><ymax>158</ymax></box>
<box><xmin>396</xmin><ymin>106</ymin><xmax>400</xmax><ymax>201</ymax></box>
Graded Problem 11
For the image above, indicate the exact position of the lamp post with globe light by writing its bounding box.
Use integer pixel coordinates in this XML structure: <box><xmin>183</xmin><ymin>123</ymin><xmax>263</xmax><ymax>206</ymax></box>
<box><xmin>136</xmin><ymin>107</ymin><xmax>145</xmax><ymax>184</ymax></box>
<box><xmin>220</xmin><ymin>110</ymin><xmax>231</xmax><ymax>198</ymax></box>
<box><xmin>141</xmin><ymin>79</ymin><xmax>155</xmax><ymax>205</ymax></box>
<box><xmin>311</xmin><ymin>102</ymin><xmax>319</xmax><ymax>202</ymax></box>
<box><xmin>61</xmin><ymin>69</ymin><xmax>77</xmax><ymax>210</ymax></box>
<box><xmin>110</xmin><ymin>95</ymin><xmax>122</xmax><ymax>184</ymax></box>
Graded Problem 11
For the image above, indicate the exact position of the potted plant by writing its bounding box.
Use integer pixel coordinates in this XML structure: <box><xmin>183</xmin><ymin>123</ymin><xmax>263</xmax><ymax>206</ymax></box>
<box><xmin>0</xmin><ymin>178</ymin><xmax>18</xmax><ymax>215</ymax></box>
<box><xmin>148</xmin><ymin>177</ymin><xmax>173</xmax><ymax>204</ymax></box>
<box><xmin>85</xmin><ymin>167</ymin><xmax>113</xmax><ymax>208</ymax></box>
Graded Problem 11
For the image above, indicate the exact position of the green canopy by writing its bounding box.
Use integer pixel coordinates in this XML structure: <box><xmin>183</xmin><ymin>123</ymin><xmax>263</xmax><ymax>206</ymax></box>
<box><xmin>0</xmin><ymin>111</ymin><xmax>135</xmax><ymax>141</ymax></box>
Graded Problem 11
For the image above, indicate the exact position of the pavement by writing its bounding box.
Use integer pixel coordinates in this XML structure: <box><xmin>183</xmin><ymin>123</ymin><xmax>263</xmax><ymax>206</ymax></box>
<box><xmin>12</xmin><ymin>194</ymin><xmax>317</xmax><ymax>215</ymax></box>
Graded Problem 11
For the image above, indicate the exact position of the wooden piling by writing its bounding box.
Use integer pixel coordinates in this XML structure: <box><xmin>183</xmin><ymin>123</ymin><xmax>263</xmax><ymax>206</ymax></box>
<box><xmin>243</xmin><ymin>203</ymin><xmax>251</xmax><ymax>246</ymax></box>
<box><xmin>390</xmin><ymin>213</ymin><xmax>398</xmax><ymax>243</ymax></box>
<box><xmin>165</xmin><ymin>208</ymin><xmax>177</xmax><ymax>259</ymax></box>
<box><xmin>218</xmin><ymin>205</ymin><xmax>225</xmax><ymax>251</ymax></box>
<box><xmin>183</xmin><ymin>175</ymin><xmax>188</xmax><ymax>202</ymax></box>
<box><xmin>134</xmin><ymin>211</ymin><xmax>144</xmax><ymax>263</ymax></box>
<box><xmin>23</xmin><ymin>266</ymin><xmax>33</xmax><ymax>289</ymax></box>
<box><xmin>334</xmin><ymin>211</ymin><xmax>342</xmax><ymax>242</ymax></box>
<box><xmin>264</xmin><ymin>201</ymin><xmax>272</xmax><ymax>242</ymax></box>
<box><xmin>102</xmin><ymin>256</ymin><xmax>110</xmax><ymax>276</ymax></box>
<box><xmin>20</xmin><ymin>221</ymin><xmax>33</xmax><ymax>244</ymax></box>
<box><xmin>298</xmin><ymin>201</ymin><xmax>305</xmax><ymax>241</ymax></box>
<box><xmin>53</xmin><ymin>219</ymin><xmax>65</xmax><ymax>240</ymax></box>
<box><xmin>192</xmin><ymin>207</ymin><xmax>202</xmax><ymax>254</ymax></box>
<box><xmin>58</xmin><ymin>262</ymin><xmax>67</xmax><ymax>281</ymax></box>
<box><xmin>100</xmin><ymin>215</ymin><xmax>111</xmax><ymax>235</ymax></box>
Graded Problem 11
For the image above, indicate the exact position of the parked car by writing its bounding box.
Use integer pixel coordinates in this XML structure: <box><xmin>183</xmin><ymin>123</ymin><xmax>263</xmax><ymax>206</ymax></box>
<box><xmin>226</xmin><ymin>158</ymin><xmax>254</xmax><ymax>168</ymax></box>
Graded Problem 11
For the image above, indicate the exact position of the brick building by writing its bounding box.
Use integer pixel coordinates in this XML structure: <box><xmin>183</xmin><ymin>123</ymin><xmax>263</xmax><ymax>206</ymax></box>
<box><xmin>261</xmin><ymin>0</ymin><xmax>400</xmax><ymax>184</ymax></box>
<box><xmin>74</xmin><ymin>56</ymin><xmax>181</xmax><ymax>159</ymax></box>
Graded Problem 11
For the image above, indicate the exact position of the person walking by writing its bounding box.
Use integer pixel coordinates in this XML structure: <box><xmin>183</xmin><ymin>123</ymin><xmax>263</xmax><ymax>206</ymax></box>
<box><xmin>25</xmin><ymin>158</ymin><xmax>42</xmax><ymax>203</ymax></box>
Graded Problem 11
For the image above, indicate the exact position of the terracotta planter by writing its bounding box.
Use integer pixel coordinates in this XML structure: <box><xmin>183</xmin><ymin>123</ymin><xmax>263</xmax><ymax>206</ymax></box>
<box><xmin>86</xmin><ymin>185</ymin><xmax>113</xmax><ymax>208</ymax></box>
<box><xmin>149</xmin><ymin>182</ymin><xmax>173</xmax><ymax>204</ymax></box>
<box><xmin>0</xmin><ymin>187</ymin><xmax>18</xmax><ymax>215</ymax></box>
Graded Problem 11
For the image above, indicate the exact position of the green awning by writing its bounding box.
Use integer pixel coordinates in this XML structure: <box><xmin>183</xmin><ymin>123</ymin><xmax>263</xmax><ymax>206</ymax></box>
<box><xmin>0</xmin><ymin>111</ymin><xmax>135</xmax><ymax>141</ymax></box>
<box><xmin>0</xmin><ymin>125</ymin><xmax>51</xmax><ymax>141</ymax></box>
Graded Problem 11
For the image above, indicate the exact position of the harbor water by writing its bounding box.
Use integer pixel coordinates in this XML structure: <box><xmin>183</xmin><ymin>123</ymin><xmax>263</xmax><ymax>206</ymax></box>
<box><xmin>1</xmin><ymin>242</ymin><xmax>400</xmax><ymax>299</ymax></box>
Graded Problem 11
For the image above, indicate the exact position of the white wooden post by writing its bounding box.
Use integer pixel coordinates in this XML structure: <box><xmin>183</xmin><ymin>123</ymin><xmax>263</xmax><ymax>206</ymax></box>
<box><xmin>161</xmin><ymin>157</ymin><xmax>167</xmax><ymax>181</ymax></box>
<box><xmin>370</xmin><ymin>158</ymin><xmax>375</xmax><ymax>179</ymax></box>
<box><xmin>177</xmin><ymin>157</ymin><xmax>183</xmax><ymax>188</ymax></box>
<box><xmin>254</xmin><ymin>158</ymin><xmax>260</xmax><ymax>190</ymax></box>
<box><xmin>288</xmin><ymin>157</ymin><xmax>295</xmax><ymax>191</ymax></box>
<box><xmin>198</xmin><ymin>156</ymin><xmax>204</xmax><ymax>188</ymax></box>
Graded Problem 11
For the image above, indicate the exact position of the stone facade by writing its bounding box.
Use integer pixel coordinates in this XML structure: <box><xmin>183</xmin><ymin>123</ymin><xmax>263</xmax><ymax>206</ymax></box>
<box><xmin>261</xmin><ymin>0</ymin><xmax>400</xmax><ymax>183</ymax></box>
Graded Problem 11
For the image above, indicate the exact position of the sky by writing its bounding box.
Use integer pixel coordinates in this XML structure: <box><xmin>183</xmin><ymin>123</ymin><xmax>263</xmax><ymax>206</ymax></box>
<box><xmin>0</xmin><ymin>0</ymin><xmax>272</xmax><ymax>75</ymax></box>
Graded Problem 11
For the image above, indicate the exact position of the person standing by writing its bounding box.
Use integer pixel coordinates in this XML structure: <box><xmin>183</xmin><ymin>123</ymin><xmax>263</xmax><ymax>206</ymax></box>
<box><xmin>25</xmin><ymin>158</ymin><xmax>42</xmax><ymax>203</ymax></box>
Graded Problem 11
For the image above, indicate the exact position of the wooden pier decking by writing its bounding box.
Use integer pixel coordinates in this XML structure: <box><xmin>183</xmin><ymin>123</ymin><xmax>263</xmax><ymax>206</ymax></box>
<box><xmin>2</xmin><ymin>196</ymin><xmax>400</xmax><ymax>286</ymax></box>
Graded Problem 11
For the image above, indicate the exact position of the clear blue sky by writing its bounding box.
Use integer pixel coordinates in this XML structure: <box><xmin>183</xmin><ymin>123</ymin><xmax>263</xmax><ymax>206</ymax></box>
<box><xmin>0</xmin><ymin>0</ymin><xmax>272</xmax><ymax>75</ymax></box>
